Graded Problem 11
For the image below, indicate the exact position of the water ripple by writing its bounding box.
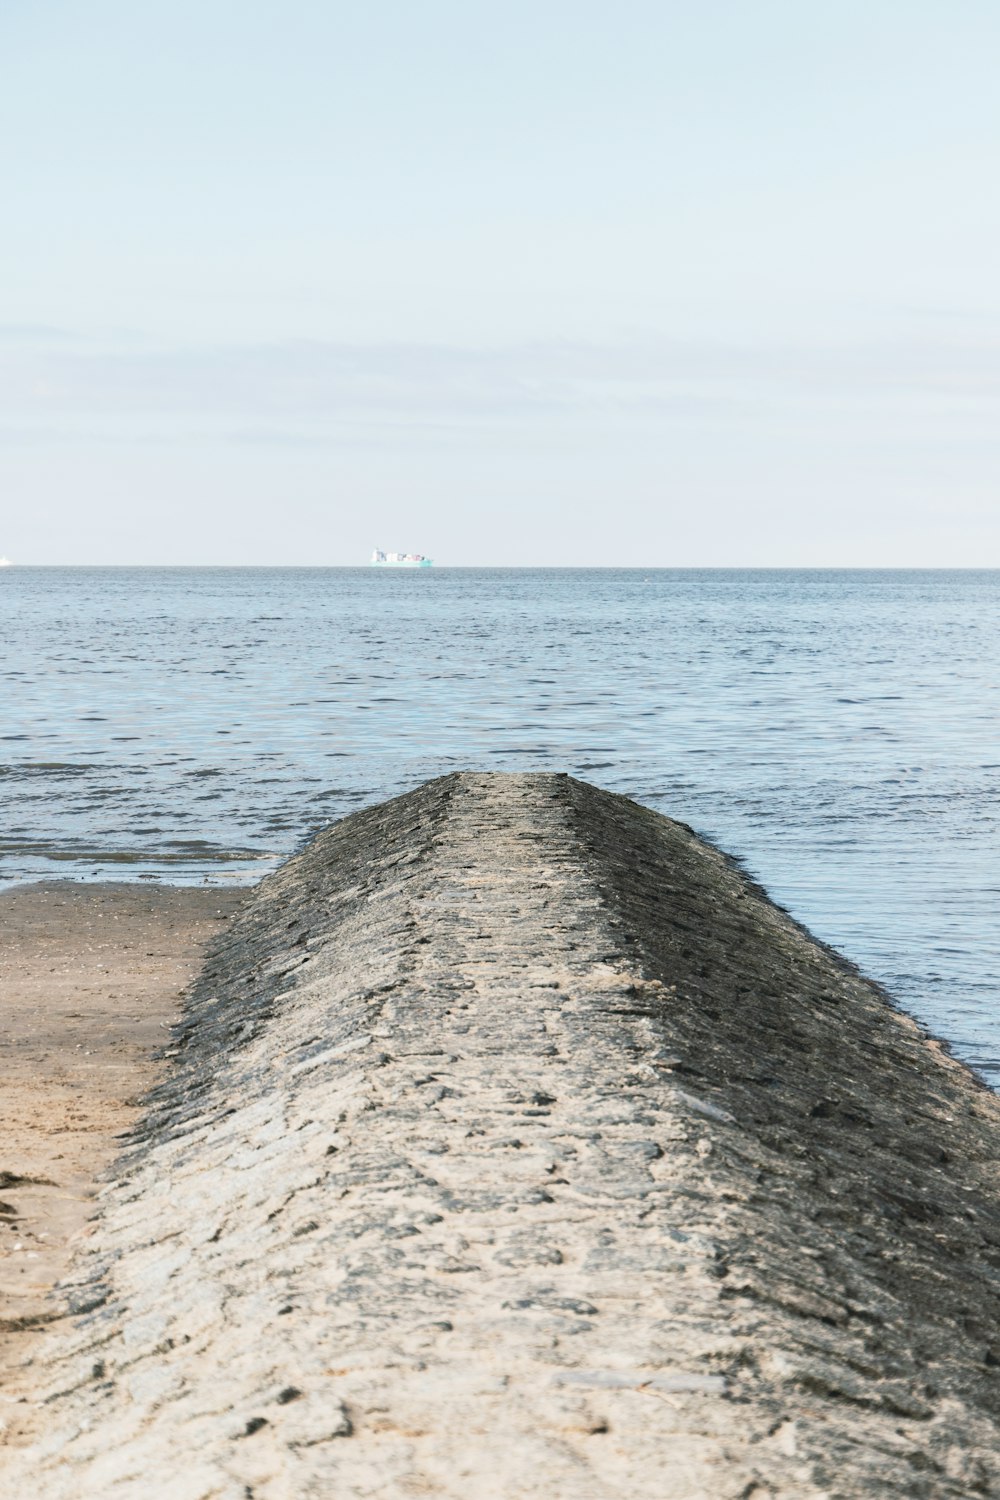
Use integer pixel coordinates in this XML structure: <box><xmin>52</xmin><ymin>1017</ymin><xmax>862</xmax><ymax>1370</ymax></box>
<box><xmin>1</xmin><ymin>566</ymin><xmax>998</xmax><ymax>1086</ymax></box>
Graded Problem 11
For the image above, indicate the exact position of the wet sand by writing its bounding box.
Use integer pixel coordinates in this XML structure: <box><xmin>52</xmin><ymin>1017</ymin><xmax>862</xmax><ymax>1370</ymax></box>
<box><xmin>0</xmin><ymin>882</ymin><xmax>246</xmax><ymax>1368</ymax></box>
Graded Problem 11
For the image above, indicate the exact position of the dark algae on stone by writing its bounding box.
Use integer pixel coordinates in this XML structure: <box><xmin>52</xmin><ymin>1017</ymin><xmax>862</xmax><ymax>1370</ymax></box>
<box><xmin>5</xmin><ymin>774</ymin><xmax>1000</xmax><ymax>1498</ymax></box>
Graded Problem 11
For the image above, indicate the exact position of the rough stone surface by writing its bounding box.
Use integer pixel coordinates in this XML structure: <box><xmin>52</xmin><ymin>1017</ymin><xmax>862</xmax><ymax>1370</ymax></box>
<box><xmin>4</xmin><ymin>772</ymin><xmax>1000</xmax><ymax>1498</ymax></box>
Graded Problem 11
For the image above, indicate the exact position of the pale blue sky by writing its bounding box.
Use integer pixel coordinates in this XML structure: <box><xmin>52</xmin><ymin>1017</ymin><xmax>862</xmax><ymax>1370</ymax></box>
<box><xmin>2</xmin><ymin>0</ymin><xmax>999</xmax><ymax>563</ymax></box>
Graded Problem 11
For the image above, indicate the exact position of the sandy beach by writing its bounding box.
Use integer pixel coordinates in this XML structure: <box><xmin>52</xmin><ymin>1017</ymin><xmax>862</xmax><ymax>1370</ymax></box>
<box><xmin>0</xmin><ymin>881</ymin><xmax>245</xmax><ymax>1374</ymax></box>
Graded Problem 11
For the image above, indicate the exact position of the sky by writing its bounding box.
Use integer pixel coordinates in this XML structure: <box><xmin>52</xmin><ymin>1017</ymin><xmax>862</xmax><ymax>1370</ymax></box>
<box><xmin>2</xmin><ymin>0</ymin><xmax>1000</xmax><ymax>565</ymax></box>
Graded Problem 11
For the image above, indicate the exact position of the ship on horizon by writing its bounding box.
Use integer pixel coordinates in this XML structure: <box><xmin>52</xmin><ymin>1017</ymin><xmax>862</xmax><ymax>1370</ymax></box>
<box><xmin>370</xmin><ymin>549</ymin><xmax>434</xmax><ymax>568</ymax></box>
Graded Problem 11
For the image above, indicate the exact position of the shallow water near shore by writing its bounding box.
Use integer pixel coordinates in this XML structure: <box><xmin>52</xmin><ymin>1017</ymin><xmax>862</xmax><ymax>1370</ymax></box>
<box><xmin>1</xmin><ymin>566</ymin><xmax>998</xmax><ymax>1086</ymax></box>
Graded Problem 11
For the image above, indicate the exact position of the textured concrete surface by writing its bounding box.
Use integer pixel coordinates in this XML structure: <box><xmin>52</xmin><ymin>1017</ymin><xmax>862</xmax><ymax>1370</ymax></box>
<box><xmin>3</xmin><ymin>772</ymin><xmax>1000</xmax><ymax>1498</ymax></box>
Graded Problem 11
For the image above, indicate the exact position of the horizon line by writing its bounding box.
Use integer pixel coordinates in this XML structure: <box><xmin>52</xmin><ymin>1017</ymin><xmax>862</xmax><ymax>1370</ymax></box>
<box><xmin>2</xmin><ymin>563</ymin><xmax>999</xmax><ymax>573</ymax></box>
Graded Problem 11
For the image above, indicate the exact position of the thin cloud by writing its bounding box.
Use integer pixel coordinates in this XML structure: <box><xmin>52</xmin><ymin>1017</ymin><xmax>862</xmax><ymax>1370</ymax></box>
<box><xmin>2</xmin><ymin>332</ymin><xmax>1000</xmax><ymax>449</ymax></box>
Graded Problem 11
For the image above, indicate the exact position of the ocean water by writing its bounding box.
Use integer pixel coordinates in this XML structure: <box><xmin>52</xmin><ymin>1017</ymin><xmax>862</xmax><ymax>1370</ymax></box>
<box><xmin>2</xmin><ymin>567</ymin><xmax>998</xmax><ymax>1086</ymax></box>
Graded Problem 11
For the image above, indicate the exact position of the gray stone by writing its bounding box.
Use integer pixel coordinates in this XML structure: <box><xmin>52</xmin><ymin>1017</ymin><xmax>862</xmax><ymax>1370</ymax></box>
<box><xmin>4</xmin><ymin>772</ymin><xmax>1000</xmax><ymax>1498</ymax></box>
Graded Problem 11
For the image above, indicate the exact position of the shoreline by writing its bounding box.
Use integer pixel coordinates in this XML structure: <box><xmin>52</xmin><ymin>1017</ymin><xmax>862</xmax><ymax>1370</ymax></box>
<box><xmin>0</xmin><ymin>866</ymin><xmax>271</xmax><ymax>895</ymax></box>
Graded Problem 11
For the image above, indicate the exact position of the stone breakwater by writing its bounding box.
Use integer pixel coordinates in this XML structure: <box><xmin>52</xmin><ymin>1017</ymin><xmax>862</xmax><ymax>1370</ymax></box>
<box><xmin>5</xmin><ymin>772</ymin><xmax>1000</xmax><ymax>1498</ymax></box>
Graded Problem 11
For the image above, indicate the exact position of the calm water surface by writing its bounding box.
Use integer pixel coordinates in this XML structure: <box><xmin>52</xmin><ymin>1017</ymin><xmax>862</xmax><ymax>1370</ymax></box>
<box><xmin>2</xmin><ymin>567</ymin><xmax>998</xmax><ymax>1086</ymax></box>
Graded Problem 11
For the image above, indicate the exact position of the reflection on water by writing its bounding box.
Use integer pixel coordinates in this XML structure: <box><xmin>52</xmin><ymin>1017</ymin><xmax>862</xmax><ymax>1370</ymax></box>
<box><xmin>1</xmin><ymin>567</ymin><xmax>998</xmax><ymax>1086</ymax></box>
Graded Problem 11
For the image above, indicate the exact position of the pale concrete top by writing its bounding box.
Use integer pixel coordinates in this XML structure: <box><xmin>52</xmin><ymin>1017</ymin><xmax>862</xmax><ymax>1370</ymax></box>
<box><xmin>4</xmin><ymin>773</ymin><xmax>1000</xmax><ymax>1498</ymax></box>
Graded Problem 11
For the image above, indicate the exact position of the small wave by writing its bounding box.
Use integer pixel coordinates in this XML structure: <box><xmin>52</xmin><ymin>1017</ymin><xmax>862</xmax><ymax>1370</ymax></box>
<box><xmin>0</xmin><ymin>840</ymin><xmax>273</xmax><ymax>864</ymax></box>
<box><xmin>0</xmin><ymin>762</ymin><xmax>96</xmax><ymax>778</ymax></box>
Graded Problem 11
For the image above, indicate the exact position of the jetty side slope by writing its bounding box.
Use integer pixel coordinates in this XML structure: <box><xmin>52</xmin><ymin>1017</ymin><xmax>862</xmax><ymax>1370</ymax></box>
<box><xmin>5</xmin><ymin>772</ymin><xmax>1000</xmax><ymax>1499</ymax></box>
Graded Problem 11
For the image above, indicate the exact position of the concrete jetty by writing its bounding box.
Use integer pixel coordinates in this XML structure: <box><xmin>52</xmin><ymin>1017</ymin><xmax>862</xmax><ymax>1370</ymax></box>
<box><xmin>5</xmin><ymin>772</ymin><xmax>1000</xmax><ymax>1498</ymax></box>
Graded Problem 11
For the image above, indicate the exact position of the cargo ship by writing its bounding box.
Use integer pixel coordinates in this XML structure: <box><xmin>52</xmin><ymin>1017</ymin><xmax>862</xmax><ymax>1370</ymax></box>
<box><xmin>370</xmin><ymin>549</ymin><xmax>434</xmax><ymax>568</ymax></box>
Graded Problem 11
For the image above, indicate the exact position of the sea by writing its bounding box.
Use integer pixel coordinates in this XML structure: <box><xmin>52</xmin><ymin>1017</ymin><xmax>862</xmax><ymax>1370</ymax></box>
<box><xmin>2</xmin><ymin>567</ymin><xmax>998</xmax><ymax>1087</ymax></box>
